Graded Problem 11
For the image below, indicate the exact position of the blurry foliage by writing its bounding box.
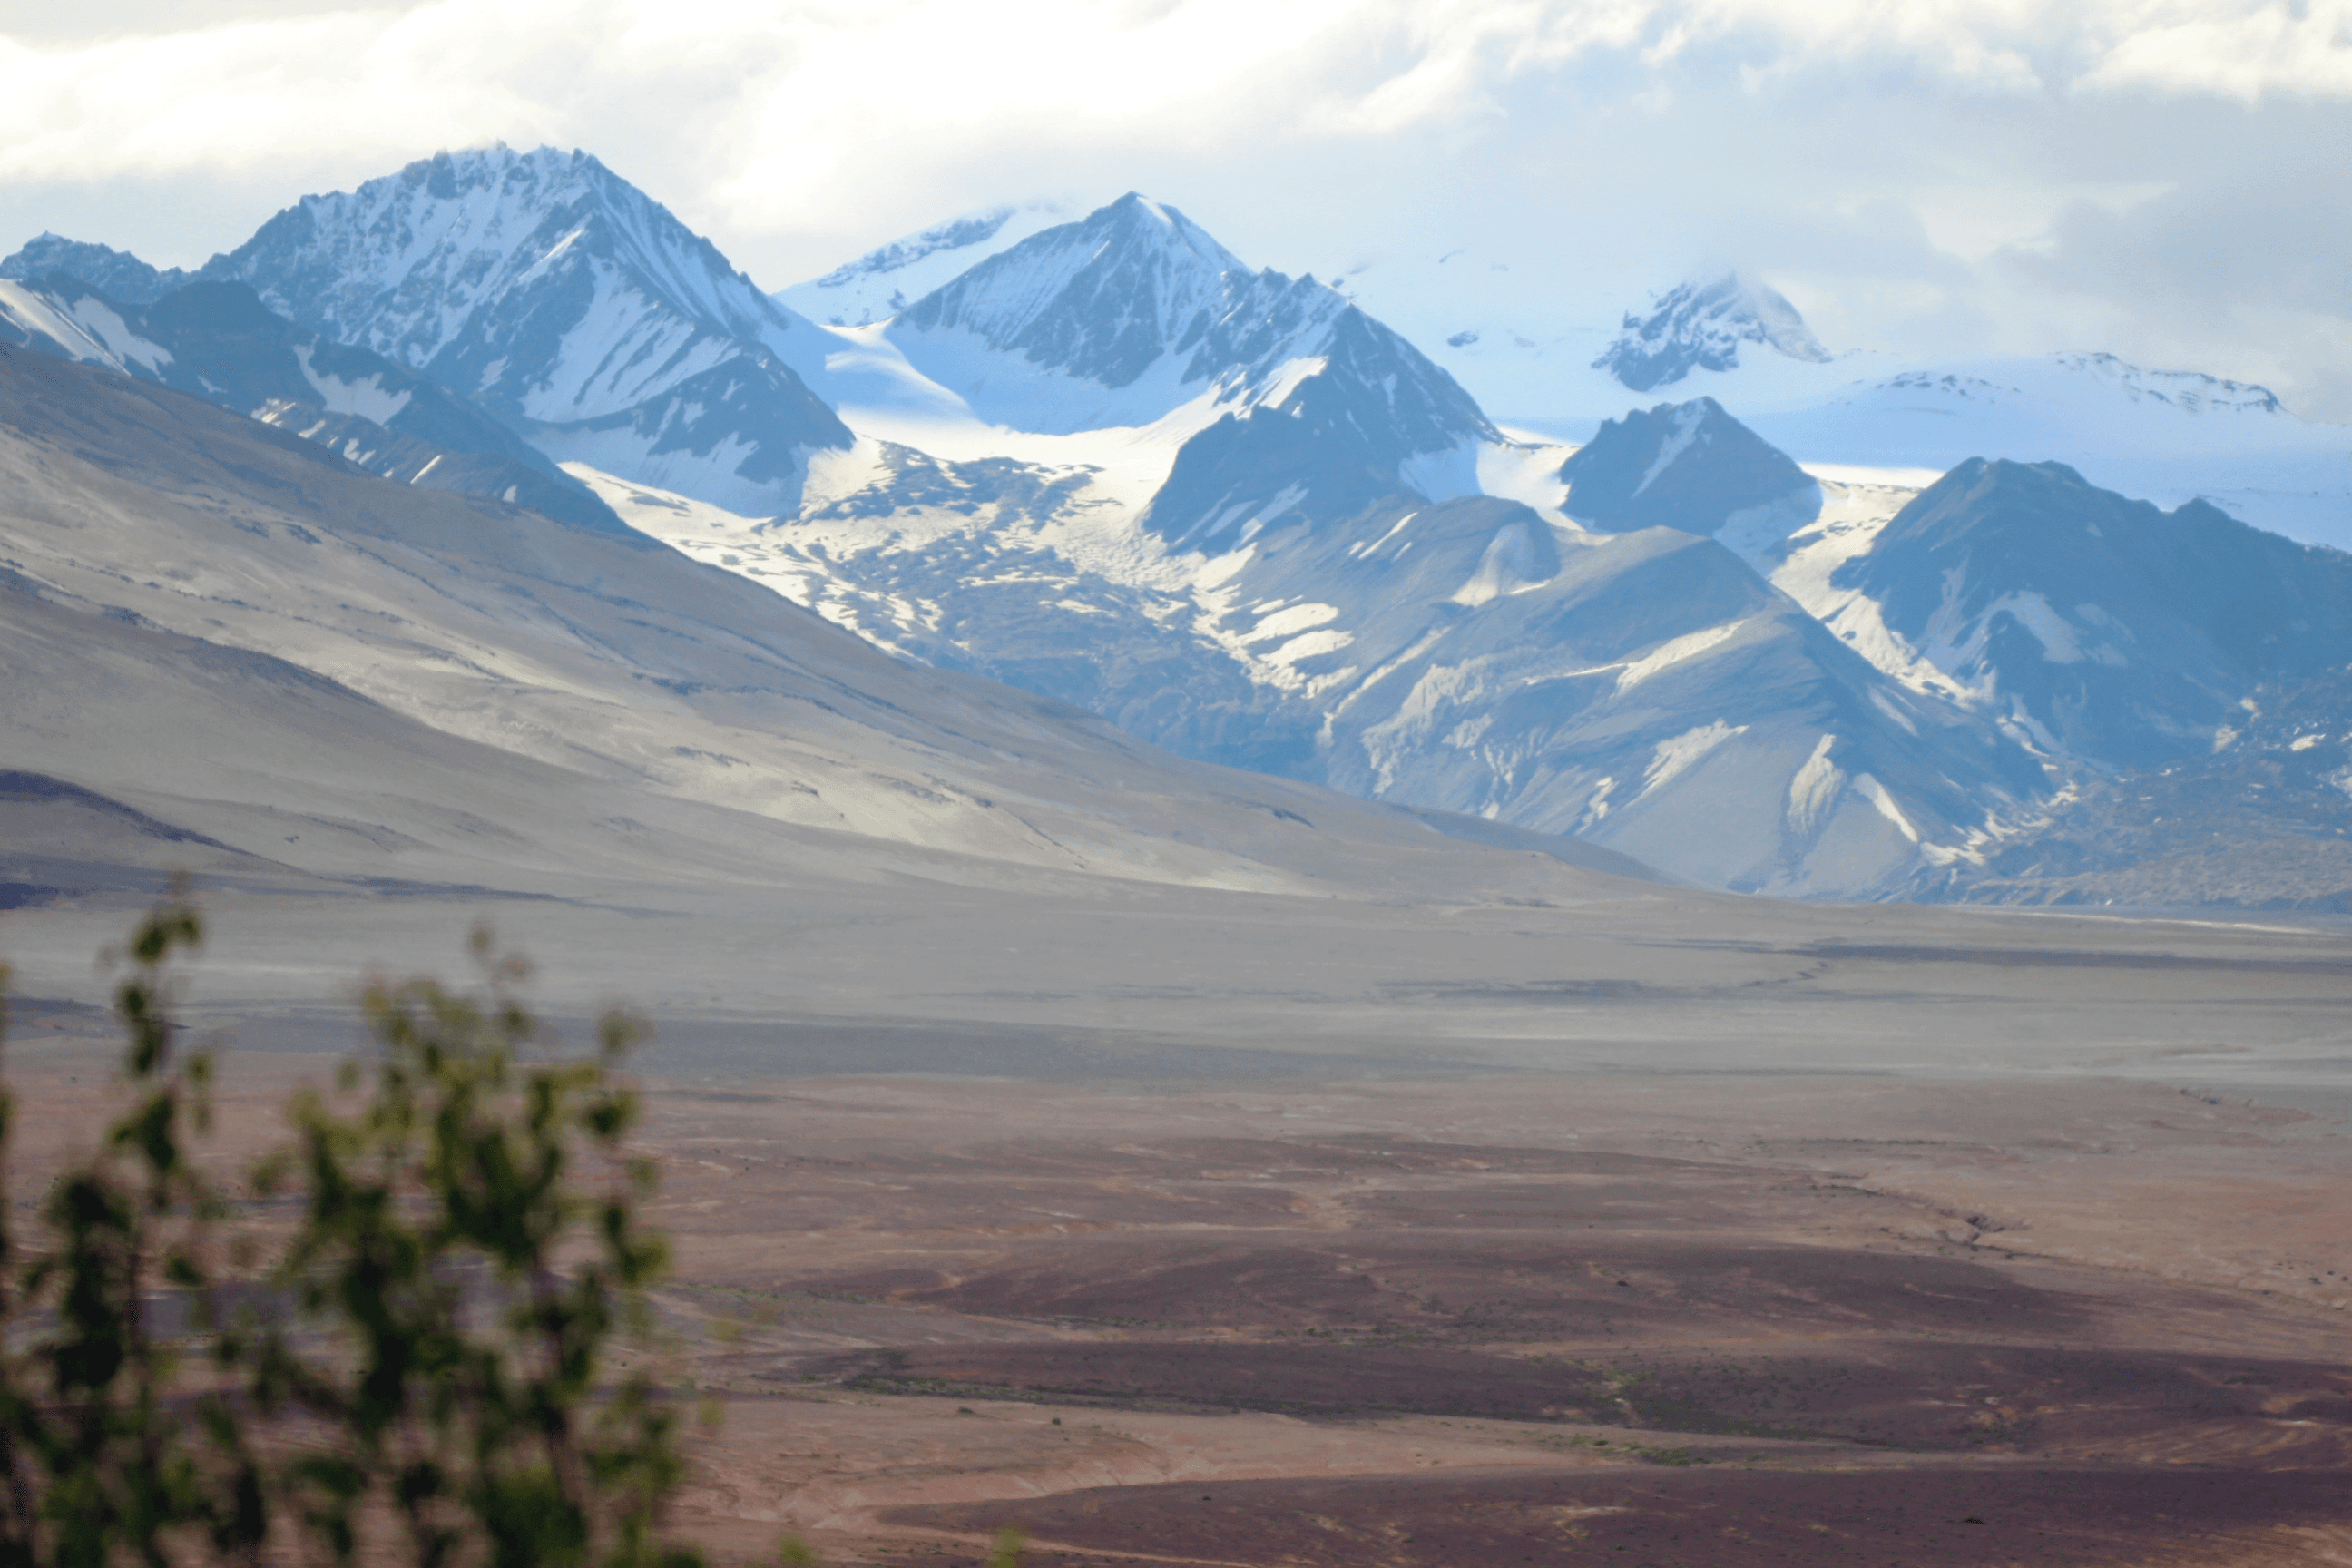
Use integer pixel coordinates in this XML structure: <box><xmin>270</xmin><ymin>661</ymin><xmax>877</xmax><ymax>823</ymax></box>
<box><xmin>0</xmin><ymin>888</ymin><xmax>264</xmax><ymax>1568</ymax></box>
<box><xmin>242</xmin><ymin>927</ymin><xmax>697</xmax><ymax>1568</ymax></box>
<box><xmin>0</xmin><ymin>894</ymin><xmax>972</xmax><ymax>1568</ymax></box>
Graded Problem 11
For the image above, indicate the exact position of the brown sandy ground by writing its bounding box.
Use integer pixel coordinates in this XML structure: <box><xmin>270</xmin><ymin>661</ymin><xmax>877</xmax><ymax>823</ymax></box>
<box><xmin>5</xmin><ymin>1039</ymin><xmax>2352</xmax><ymax>1567</ymax></box>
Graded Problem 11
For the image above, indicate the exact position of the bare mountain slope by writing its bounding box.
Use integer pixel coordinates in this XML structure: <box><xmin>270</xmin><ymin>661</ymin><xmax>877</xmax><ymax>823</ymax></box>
<box><xmin>0</xmin><ymin>346</ymin><xmax>1661</xmax><ymax>904</ymax></box>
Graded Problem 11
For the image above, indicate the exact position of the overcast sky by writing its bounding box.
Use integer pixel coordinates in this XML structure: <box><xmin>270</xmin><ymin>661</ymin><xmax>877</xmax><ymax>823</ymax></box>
<box><xmin>4</xmin><ymin>0</ymin><xmax>2349</xmax><ymax>418</ymax></box>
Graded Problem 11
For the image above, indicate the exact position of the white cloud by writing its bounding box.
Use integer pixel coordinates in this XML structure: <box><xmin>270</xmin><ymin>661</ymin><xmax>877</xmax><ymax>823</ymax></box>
<box><xmin>2078</xmin><ymin>1</ymin><xmax>2352</xmax><ymax>99</ymax></box>
<box><xmin>7</xmin><ymin>1</ymin><xmax>2348</xmax><ymax>192</ymax></box>
<box><xmin>3</xmin><ymin>0</ymin><xmax>2350</xmax><ymax>414</ymax></box>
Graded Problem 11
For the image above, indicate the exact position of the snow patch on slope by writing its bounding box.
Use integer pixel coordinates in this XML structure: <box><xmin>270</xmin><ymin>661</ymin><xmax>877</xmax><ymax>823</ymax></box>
<box><xmin>1616</xmin><ymin>623</ymin><xmax>1743</xmax><ymax>693</ymax></box>
<box><xmin>1787</xmin><ymin>734</ymin><xmax>1844</xmax><ymax>834</ymax></box>
<box><xmin>291</xmin><ymin>343</ymin><xmax>411</xmax><ymax>423</ymax></box>
<box><xmin>779</xmin><ymin>203</ymin><xmax>1074</xmax><ymax>328</ymax></box>
<box><xmin>1642</xmin><ymin>720</ymin><xmax>1748</xmax><ymax>795</ymax></box>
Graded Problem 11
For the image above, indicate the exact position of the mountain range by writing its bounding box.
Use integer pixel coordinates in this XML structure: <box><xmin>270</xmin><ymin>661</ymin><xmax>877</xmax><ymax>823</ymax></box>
<box><xmin>4</xmin><ymin>341</ymin><xmax>1653</xmax><ymax>913</ymax></box>
<box><xmin>7</xmin><ymin>143</ymin><xmax>2351</xmax><ymax>908</ymax></box>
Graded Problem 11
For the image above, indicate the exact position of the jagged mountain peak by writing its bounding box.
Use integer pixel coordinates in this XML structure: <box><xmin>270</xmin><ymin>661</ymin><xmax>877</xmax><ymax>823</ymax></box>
<box><xmin>199</xmin><ymin>144</ymin><xmax>818</xmax><ymax>419</ymax></box>
<box><xmin>894</xmin><ymin>191</ymin><xmax>1251</xmax><ymax>390</ymax></box>
<box><xmin>196</xmin><ymin>144</ymin><xmax>849</xmax><ymax>510</ymax></box>
<box><xmin>883</xmin><ymin>191</ymin><xmax>1493</xmax><ymax>468</ymax></box>
<box><xmin>1595</xmin><ymin>273</ymin><xmax>1832</xmax><ymax>393</ymax></box>
<box><xmin>1092</xmin><ymin>191</ymin><xmax>1247</xmax><ymax>270</ymax></box>
<box><xmin>2</xmin><ymin>232</ymin><xmax>189</xmax><ymax>304</ymax></box>
<box><xmin>376</xmin><ymin>141</ymin><xmax>590</xmax><ymax>196</ymax></box>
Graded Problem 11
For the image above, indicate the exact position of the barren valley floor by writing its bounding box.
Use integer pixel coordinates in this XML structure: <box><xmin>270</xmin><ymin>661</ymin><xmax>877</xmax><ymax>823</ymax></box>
<box><xmin>6</xmin><ymin>881</ymin><xmax>2352</xmax><ymax>1565</ymax></box>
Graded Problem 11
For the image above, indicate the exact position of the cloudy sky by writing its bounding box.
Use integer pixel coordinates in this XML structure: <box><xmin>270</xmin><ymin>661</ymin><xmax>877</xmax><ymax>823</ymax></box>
<box><xmin>4</xmin><ymin>0</ymin><xmax>2349</xmax><ymax>417</ymax></box>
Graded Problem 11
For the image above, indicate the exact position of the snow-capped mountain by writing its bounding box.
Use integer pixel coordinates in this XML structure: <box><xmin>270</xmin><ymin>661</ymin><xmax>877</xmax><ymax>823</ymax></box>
<box><xmin>884</xmin><ymin>194</ymin><xmax>1494</xmax><ymax>453</ymax></box>
<box><xmin>1558</xmin><ymin>397</ymin><xmax>1818</xmax><ymax>536</ymax></box>
<box><xmin>891</xmin><ymin>194</ymin><xmax>1245</xmax><ymax>404</ymax></box>
<box><xmin>197</xmin><ymin>145</ymin><xmax>851</xmax><ymax>513</ymax></box>
<box><xmin>0</xmin><ymin>270</ymin><xmax>622</xmax><ymax>531</ymax></box>
<box><xmin>1284</xmin><ymin>251</ymin><xmax>1848</xmax><ymax>430</ymax></box>
<box><xmin>1808</xmin><ymin>458</ymin><xmax>2352</xmax><ymax>769</ymax></box>
<box><xmin>1594</xmin><ymin>275</ymin><xmax>1832</xmax><ymax>394</ymax></box>
<box><xmin>776</xmin><ymin>202</ymin><xmax>1072</xmax><ymax>328</ymax></box>
<box><xmin>1225</xmin><ymin>243</ymin><xmax>2349</xmax><ymax>549</ymax></box>
<box><xmin>1</xmin><ymin>234</ymin><xmax>189</xmax><ymax>303</ymax></box>
<box><xmin>849</xmin><ymin>192</ymin><xmax>1500</xmax><ymax>557</ymax></box>
<box><xmin>1136</xmin><ymin>300</ymin><xmax>1504</xmax><ymax>547</ymax></box>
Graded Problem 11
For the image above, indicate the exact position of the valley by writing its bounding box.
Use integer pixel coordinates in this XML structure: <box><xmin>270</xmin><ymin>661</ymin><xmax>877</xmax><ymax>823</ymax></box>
<box><xmin>8</xmin><ymin>881</ymin><xmax>2352</xmax><ymax>1566</ymax></box>
<box><xmin>1</xmin><ymin>134</ymin><xmax>2350</xmax><ymax>1565</ymax></box>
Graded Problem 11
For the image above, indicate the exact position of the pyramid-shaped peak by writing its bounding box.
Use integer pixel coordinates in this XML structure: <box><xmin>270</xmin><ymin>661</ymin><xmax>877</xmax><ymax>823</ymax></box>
<box><xmin>1081</xmin><ymin>192</ymin><xmax>1247</xmax><ymax>274</ymax></box>
<box><xmin>1905</xmin><ymin>457</ymin><xmax>2122</xmax><ymax>517</ymax></box>
<box><xmin>198</xmin><ymin>143</ymin><xmax>804</xmax><ymax>418</ymax></box>
<box><xmin>243</xmin><ymin>145</ymin><xmax>667</xmax><ymax>240</ymax></box>
<box><xmin>1595</xmin><ymin>272</ymin><xmax>1832</xmax><ymax>392</ymax></box>
<box><xmin>1559</xmin><ymin>395</ymin><xmax>1814</xmax><ymax>534</ymax></box>
<box><xmin>892</xmin><ymin>191</ymin><xmax>1259</xmax><ymax>389</ymax></box>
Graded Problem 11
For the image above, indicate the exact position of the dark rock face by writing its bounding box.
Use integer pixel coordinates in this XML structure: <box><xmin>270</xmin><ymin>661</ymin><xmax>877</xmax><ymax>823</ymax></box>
<box><xmin>1140</xmin><ymin>400</ymin><xmax>1390</xmax><ymax>550</ymax></box>
<box><xmin>1</xmin><ymin>235</ymin><xmax>188</xmax><ymax>303</ymax></box>
<box><xmin>1559</xmin><ymin>397</ymin><xmax>1817</xmax><ymax>535</ymax></box>
<box><xmin>1594</xmin><ymin>275</ymin><xmax>1831</xmax><ymax>392</ymax></box>
<box><xmin>1838</xmin><ymin>458</ymin><xmax>2352</xmax><ymax>769</ymax></box>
